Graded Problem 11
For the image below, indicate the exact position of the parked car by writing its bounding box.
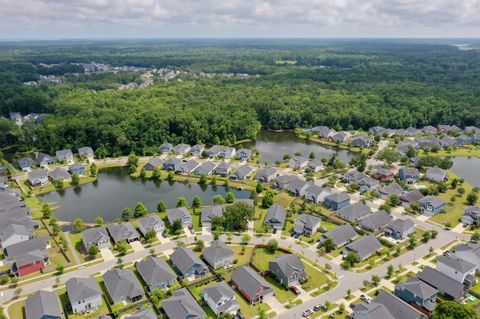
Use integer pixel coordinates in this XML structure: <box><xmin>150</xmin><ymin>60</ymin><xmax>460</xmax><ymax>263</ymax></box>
<box><xmin>302</xmin><ymin>309</ymin><xmax>313</xmax><ymax>317</ymax></box>
<box><xmin>443</xmin><ymin>251</ymin><xmax>452</xmax><ymax>257</ymax></box>
<box><xmin>313</xmin><ymin>304</ymin><xmax>325</xmax><ymax>311</ymax></box>
<box><xmin>290</xmin><ymin>285</ymin><xmax>301</xmax><ymax>295</ymax></box>
<box><xmin>360</xmin><ymin>294</ymin><xmax>372</xmax><ymax>303</ymax></box>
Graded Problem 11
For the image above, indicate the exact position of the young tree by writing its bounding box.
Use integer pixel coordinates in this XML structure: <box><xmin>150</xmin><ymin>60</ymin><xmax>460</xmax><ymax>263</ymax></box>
<box><xmin>261</xmin><ymin>191</ymin><xmax>274</xmax><ymax>208</ymax></box>
<box><xmin>213</xmin><ymin>194</ymin><xmax>225</xmax><ymax>205</ymax></box>
<box><xmin>122</xmin><ymin>207</ymin><xmax>132</xmax><ymax>221</ymax></box>
<box><xmin>255</xmin><ymin>182</ymin><xmax>263</xmax><ymax>193</ymax></box>
<box><xmin>71</xmin><ymin>173</ymin><xmax>80</xmax><ymax>186</ymax></box>
<box><xmin>467</xmin><ymin>192</ymin><xmax>479</xmax><ymax>205</ymax></box>
<box><xmin>157</xmin><ymin>200</ymin><xmax>166</xmax><ymax>213</ymax></box>
<box><xmin>344</xmin><ymin>252</ymin><xmax>360</xmax><ymax>268</ymax></box>
<box><xmin>194</xmin><ymin>240</ymin><xmax>204</xmax><ymax>252</ymax></box>
<box><xmin>167</xmin><ymin>171</ymin><xmax>174</xmax><ymax>180</ymax></box>
<box><xmin>145</xmin><ymin>229</ymin><xmax>157</xmax><ymax>244</ymax></box>
<box><xmin>422</xmin><ymin>231</ymin><xmax>431</xmax><ymax>242</ymax></box>
<box><xmin>176</xmin><ymin>196</ymin><xmax>188</xmax><ymax>208</ymax></box>
<box><xmin>408</xmin><ymin>236</ymin><xmax>417</xmax><ymax>249</ymax></box>
<box><xmin>192</xmin><ymin>196</ymin><xmax>201</xmax><ymax>209</ymax></box>
<box><xmin>90</xmin><ymin>162</ymin><xmax>98</xmax><ymax>177</ymax></box>
<box><xmin>472</xmin><ymin>232</ymin><xmax>480</xmax><ymax>242</ymax></box>
<box><xmin>134</xmin><ymin>202</ymin><xmax>148</xmax><ymax>217</ymax></box>
<box><xmin>95</xmin><ymin>217</ymin><xmax>104</xmax><ymax>225</ymax></box>
<box><xmin>387</xmin><ymin>194</ymin><xmax>401</xmax><ymax>207</ymax></box>
<box><xmin>152</xmin><ymin>167</ymin><xmax>162</xmax><ymax>179</ymax></box>
<box><xmin>139</xmin><ymin>168</ymin><xmax>146</xmax><ymax>179</ymax></box>
<box><xmin>387</xmin><ymin>265</ymin><xmax>394</xmax><ymax>278</ymax></box>
<box><xmin>128</xmin><ymin>153</ymin><xmax>139</xmax><ymax>166</ymax></box>
<box><xmin>41</xmin><ymin>203</ymin><xmax>52</xmax><ymax>219</ymax></box>
<box><xmin>88</xmin><ymin>245</ymin><xmax>99</xmax><ymax>259</ymax></box>
<box><xmin>241</xmin><ymin>234</ymin><xmax>251</xmax><ymax>245</ymax></box>
<box><xmin>371</xmin><ymin>274</ymin><xmax>381</xmax><ymax>286</ymax></box>
<box><xmin>73</xmin><ymin>218</ymin><xmax>86</xmax><ymax>232</ymax></box>
<box><xmin>375</xmin><ymin>148</ymin><xmax>400</xmax><ymax>165</ymax></box>
<box><xmin>170</xmin><ymin>219</ymin><xmax>183</xmax><ymax>235</ymax></box>
<box><xmin>199</xmin><ymin>174</ymin><xmax>208</xmax><ymax>185</ymax></box>
<box><xmin>128</xmin><ymin>164</ymin><xmax>137</xmax><ymax>174</ymax></box>
<box><xmin>225</xmin><ymin>192</ymin><xmax>235</xmax><ymax>203</ymax></box>
<box><xmin>266</xmin><ymin>239</ymin><xmax>278</xmax><ymax>253</ymax></box>
<box><xmin>431</xmin><ymin>301</ymin><xmax>476</xmax><ymax>319</ymax></box>
<box><xmin>116</xmin><ymin>241</ymin><xmax>128</xmax><ymax>256</ymax></box>
<box><xmin>56</xmin><ymin>264</ymin><xmax>64</xmax><ymax>275</ymax></box>
<box><xmin>322</xmin><ymin>238</ymin><xmax>336</xmax><ymax>253</ymax></box>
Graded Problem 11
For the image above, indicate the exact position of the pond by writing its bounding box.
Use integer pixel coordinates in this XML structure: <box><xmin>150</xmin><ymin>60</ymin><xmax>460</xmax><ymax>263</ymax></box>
<box><xmin>451</xmin><ymin>157</ymin><xmax>480</xmax><ymax>187</ymax></box>
<box><xmin>239</xmin><ymin>129</ymin><xmax>354</xmax><ymax>164</ymax></box>
<box><xmin>40</xmin><ymin>167</ymin><xmax>251</xmax><ymax>223</ymax></box>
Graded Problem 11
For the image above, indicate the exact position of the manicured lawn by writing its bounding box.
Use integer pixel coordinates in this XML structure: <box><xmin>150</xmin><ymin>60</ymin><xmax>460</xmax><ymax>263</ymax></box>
<box><xmin>58</xmin><ymin>287</ymin><xmax>111</xmax><ymax>319</ymax></box>
<box><xmin>470</xmin><ymin>276</ymin><xmax>480</xmax><ymax>295</ymax></box>
<box><xmin>24</xmin><ymin>196</ymin><xmax>49</xmax><ymax>219</ymax></box>
<box><xmin>274</xmin><ymin>191</ymin><xmax>296</xmax><ymax>207</ymax></box>
<box><xmin>7</xmin><ymin>299</ymin><xmax>25</xmax><ymax>319</ymax></box>
<box><xmin>263</xmin><ymin>274</ymin><xmax>297</xmax><ymax>303</ymax></box>
<box><xmin>191</xmin><ymin>210</ymin><xmax>202</xmax><ymax>231</ymax></box>
<box><xmin>301</xmin><ymin>263</ymin><xmax>329</xmax><ymax>292</ymax></box>
<box><xmin>418</xmin><ymin>146</ymin><xmax>480</xmax><ymax>158</ymax></box>
<box><xmin>231</xmin><ymin>245</ymin><xmax>254</xmax><ymax>266</ymax></box>
<box><xmin>67</xmin><ymin>231</ymin><xmax>92</xmax><ymax>262</ymax></box>
<box><xmin>251</xmin><ymin>248</ymin><xmax>286</xmax><ymax>272</ymax></box>
<box><xmin>235</xmin><ymin>291</ymin><xmax>271</xmax><ymax>319</ymax></box>
<box><xmin>254</xmin><ymin>208</ymin><xmax>267</xmax><ymax>231</ymax></box>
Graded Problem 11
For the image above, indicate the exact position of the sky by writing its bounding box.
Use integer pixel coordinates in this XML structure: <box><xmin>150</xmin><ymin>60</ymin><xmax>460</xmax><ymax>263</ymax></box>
<box><xmin>1</xmin><ymin>0</ymin><xmax>480</xmax><ymax>39</ymax></box>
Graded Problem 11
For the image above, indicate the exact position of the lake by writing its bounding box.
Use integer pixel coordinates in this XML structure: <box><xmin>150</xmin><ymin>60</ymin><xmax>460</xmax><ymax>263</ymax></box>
<box><xmin>40</xmin><ymin>167</ymin><xmax>251</xmax><ymax>223</ymax></box>
<box><xmin>240</xmin><ymin>129</ymin><xmax>354</xmax><ymax>164</ymax></box>
<box><xmin>451</xmin><ymin>157</ymin><xmax>480</xmax><ymax>187</ymax></box>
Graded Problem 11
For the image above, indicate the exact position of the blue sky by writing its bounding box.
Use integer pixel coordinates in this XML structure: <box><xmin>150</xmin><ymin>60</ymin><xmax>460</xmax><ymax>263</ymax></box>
<box><xmin>1</xmin><ymin>0</ymin><xmax>480</xmax><ymax>39</ymax></box>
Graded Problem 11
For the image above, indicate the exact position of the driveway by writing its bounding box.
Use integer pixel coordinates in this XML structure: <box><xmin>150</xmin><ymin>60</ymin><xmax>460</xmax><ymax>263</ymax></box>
<box><xmin>100</xmin><ymin>247</ymin><xmax>115</xmax><ymax>261</ymax></box>
<box><xmin>130</xmin><ymin>241</ymin><xmax>145</xmax><ymax>252</ymax></box>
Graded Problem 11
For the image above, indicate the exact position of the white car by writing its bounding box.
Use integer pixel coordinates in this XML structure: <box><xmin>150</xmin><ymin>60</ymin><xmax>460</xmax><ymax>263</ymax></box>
<box><xmin>360</xmin><ymin>294</ymin><xmax>372</xmax><ymax>303</ymax></box>
<box><xmin>302</xmin><ymin>309</ymin><xmax>314</xmax><ymax>317</ymax></box>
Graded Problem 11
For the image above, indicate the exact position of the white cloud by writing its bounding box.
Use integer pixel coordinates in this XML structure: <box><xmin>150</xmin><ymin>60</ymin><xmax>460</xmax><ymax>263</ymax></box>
<box><xmin>1</xmin><ymin>0</ymin><xmax>480</xmax><ymax>37</ymax></box>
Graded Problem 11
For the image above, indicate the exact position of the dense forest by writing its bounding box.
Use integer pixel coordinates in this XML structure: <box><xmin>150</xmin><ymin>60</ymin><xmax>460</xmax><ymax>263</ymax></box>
<box><xmin>1</xmin><ymin>39</ymin><xmax>480</xmax><ymax>156</ymax></box>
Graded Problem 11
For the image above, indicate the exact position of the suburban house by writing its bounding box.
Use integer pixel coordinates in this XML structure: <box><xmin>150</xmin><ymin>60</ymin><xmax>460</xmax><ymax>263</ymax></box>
<box><xmin>395</xmin><ymin>276</ymin><xmax>437</xmax><ymax>314</ymax></box>
<box><xmin>236</xmin><ymin>148</ymin><xmax>252</xmax><ymax>161</ymax></box>
<box><xmin>125</xmin><ymin>309</ymin><xmax>156</xmax><ymax>319</ymax></box>
<box><xmin>201</xmin><ymin>206</ymin><xmax>224</xmax><ymax>226</ymax></box>
<box><xmin>417</xmin><ymin>266</ymin><xmax>468</xmax><ymax>301</ymax></box>
<box><xmin>288</xmin><ymin>177</ymin><xmax>310</xmax><ymax>197</ymax></box>
<box><xmin>398</xmin><ymin>167</ymin><xmax>421</xmax><ymax>183</ymax></box>
<box><xmin>144</xmin><ymin>157</ymin><xmax>163</xmax><ymax>171</ymax></box>
<box><xmin>343</xmin><ymin>235</ymin><xmax>382</xmax><ymax>261</ymax></box>
<box><xmin>170</xmin><ymin>247</ymin><xmax>208</xmax><ymax>279</ymax></box>
<box><xmin>378</xmin><ymin>183</ymin><xmax>403</xmax><ymax>200</ymax></box>
<box><xmin>48</xmin><ymin>167</ymin><xmax>71</xmax><ymax>182</ymax></box>
<box><xmin>461</xmin><ymin>206</ymin><xmax>480</xmax><ymax>226</ymax></box>
<box><xmin>436</xmin><ymin>255</ymin><xmax>477</xmax><ymax>287</ymax></box>
<box><xmin>190</xmin><ymin>144</ymin><xmax>205</xmax><ymax>157</ymax></box>
<box><xmin>343</xmin><ymin>171</ymin><xmax>366</xmax><ymax>184</ymax></box>
<box><xmin>69</xmin><ymin>162</ymin><xmax>86</xmax><ymax>176</ymax></box>
<box><xmin>319</xmin><ymin>224</ymin><xmax>357</xmax><ymax>248</ymax></box>
<box><xmin>351</xmin><ymin>135</ymin><xmax>374</xmax><ymax>148</ymax></box>
<box><xmin>159</xmin><ymin>143</ymin><xmax>174</xmax><ymax>154</ymax></box>
<box><xmin>358</xmin><ymin>176</ymin><xmax>380</xmax><ymax>193</ymax></box>
<box><xmin>202</xmin><ymin>281</ymin><xmax>240</xmax><ymax>316</ymax></box>
<box><xmin>268</xmin><ymin>254</ymin><xmax>306</xmax><ymax>288</ymax></box>
<box><xmin>230</xmin><ymin>165</ymin><xmax>254</xmax><ymax>180</ymax></box>
<box><xmin>357</xmin><ymin>210</ymin><xmax>393</xmax><ymax>233</ymax></box>
<box><xmin>205</xmin><ymin>145</ymin><xmax>222</xmax><ymax>158</ymax></box>
<box><xmin>400</xmin><ymin>190</ymin><xmax>425</xmax><ymax>208</ymax></box>
<box><xmin>0</xmin><ymin>224</ymin><xmax>33</xmax><ymax>248</ymax></box>
<box><xmin>106</xmin><ymin>222</ymin><xmax>140</xmax><ymax>243</ymax></box>
<box><xmin>231</xmin><ymin>266</ymin><xmax>274</xmax><ymax>304</ymax></box>
<box><xmin>137</xmin><ymin>215</ymin><xmax>164</xmax><ymax>237</ymax></box>
<box><xmin>28</xmin><ymin>169</ymin><xmax>48</xmax><ymax>187</ymax></box>
<box><xmin>426</xmin><ymin>167</ymin><xmax>447</xmax><ymax>182</ymax></box>
<box><xmin>352</xmin><ymin>290</ymin><xmax>428</xmax><ymax>319</ymax></box>
<box><xmin>166</xmin><ymin>207</ymin><xmax>192</xmax><ymax>226</ymax></box>
<box><xmin>162</xmin><ymin>288</ymin><xmax>206</xmax><ymax>319</ymax></box>
<box><xmin>422</xmin><ymin>126</ymin><xmax>438</xmax><ymax>134</ymax></box>
<box><xmin>272</xmin><ymin>175</ymin><xmax>296</xmax><ymax>190</ymax></box>
<box><xmin>81</xmin><ymin>227</ymin><xmax>110</xmax><ymax>250</ymax></box>
<box><xmin>324</xmin><ymin>192</ymin><xmax>350</xmax><ymax>211</ymax></box>
<box><xmin>163</xmin><ymin>158</ymin><xmax>182</xmax><ymax>172</ymax></box>
<box><xmin>311</xmin><ymin>126</ymin><xmax>336</xmax><ymax>139</ymax></box>
<box><xmin>135</xmin><ymin>256</ymin><xmax>177</xmax><ymax>291</ymax></box>
<box><xmin>293</xmin><ymin>213</ymin><xmax>321</xmax><ymax>237</ymax></box>
<box><xmin>180</xmin><ymin>159</ymin><xmax>200</xmax><ymax>175</ymax></box>
<box><xmin>369</xmin><ymin>126</ymin><xmax>386</xmax><ymax>135</ymax></box>
<box><xmin>202</xmin><ymin>240</ymin><xmax>234</xmax><ymax>269</ymax></box>
<box><xmin>307</xmin><ymin>159</ymin><xmax>323</xmax><ymax>172</ymax></box>
<box><xmin>35</xmin><ymin>152</ymin><xmax>55</xmax><ymax>167</ymax></box>
<box><xmin>18</xmin><ymin>157</ymin><xmax>35</xmax><ymax>172</ymax></box>
<box><xmin>103</xmin><ymin>268</ymin><xmax>145</xmax><ymax>304</ymax></box>
<box><xmin>25</xmin><ymin>290</ymin><xmax>63</xmax><ymax>319</ymax></box>
<box><xmin>289</xmin><ymin>156</ymin><xmax>309</xmax><ymax>170</ymax></box>
<box><xmin>219</xmin><ymin>146</ymin><xmax>236</xmax><ymax>159</ymax></box>
<box><xmin>374</xmin><ymin>168</ymin><xmax>394</xmax><ymax>181</ymax></box>
<box><xmin>66</xmin><ymin>277</ymin><xmax>102</xmax><ymax>314</ymax></box>
<box><xmin>418</xmin><ymin>196</ymin><xmax>446</xmax><ymax>216</ymax></box>
<box><xmin>264</xmin><ymin>203</ymin><xmax>287</xmax><ymax>231</ymax></box>
<box><xmin>78</xmin><ymin>147</ymin><xmax>94</xmax><ymax>159</ymax></box>
<box><xmin>214</xmin><ymin>162</ymin><xmax>232</xmax><ymax>176</ymax></box>
<box><xmin>385</xmin><ymin>219</ymin><xmax>415</xmax><ymax>240</ymax></box>
<box><xmin>56</xmin><ymin>149</ymin><xmax>74</xmax><ymax>164</ymax></box>
<box><xmin>330</xmin><ymin>131</ymin><xmax>350</xmax><ymax>144</ymax></box>
<box><xmin>336</xmin><ymin>202</ymin><xmax>371</xmax><ymax>223</ymax></box>
<box><xmin>4</xmin><ymin>236</ymin><xmax>49</xmax><ymax>277</ymax></box>
<box><xmin>454</xmin><ymin>243</ymin><xmax>480</xmax><ymax>269</ymax></box>
<box><xmin>304</xmin><ymin>185</ymin><xmax>333</xmax><ymax>204</ymax></box>
<box><xmin>255</xmin><ymin>167</ymin><xmax>277</xmax><ymax>182</ymax></box>
<box><xmin>195</xmin><ymin>161</ymin><xmax>217</xmax><ymax>176</ymax></box>
<box><xmin>173</xmin><ymin>143</ymin><xmax>191</xmax><ymax>155</ymax></box>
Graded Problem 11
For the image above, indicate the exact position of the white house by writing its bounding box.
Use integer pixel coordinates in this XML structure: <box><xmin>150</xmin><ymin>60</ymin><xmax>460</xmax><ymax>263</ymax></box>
<box><xmin>436</xmin><ymin>255</ymin><xmax>477</xmax><ymax>287</ymax></box>
<box><xmin>66</xmin><ymin>277</ymin><xmax>102</xmax><ymax>314</ymax></box>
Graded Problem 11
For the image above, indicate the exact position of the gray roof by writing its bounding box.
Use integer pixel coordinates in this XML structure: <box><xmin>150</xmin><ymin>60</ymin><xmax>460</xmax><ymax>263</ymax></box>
<box><xmin>161</xmin><ymin>288</ymin><xmax>205</xmax><ymax>319</ymax></box>
<box><xmin>419</xmin><ymin>196</ymin><xmax>445</xmax><ymax>209</ymax></box>
<box><xmin>269</xmin><ymin>254</ymin><xmax>304</xmax><ymax>278</ymax></box>
<box><xmin>231</xmin><ymin>266</ymin><xmax>273</xmax><ymax>300</ymax></box>
<box><xmin>395</xmin><ymin>276</ymin><xmax>437</xmax><ymax>300</ymax></box>
<box><xmin>146</xmin><ymin>157</ymin><xmax>163</xmax><ymax>168</ymax></box>
<box><xmin>437</xmin><ymin>255</ymin><xmax>476</xmax><ymax>273</ymax></box>
<box><xmin>166</xmin><ymin>207</ymin><xmax>190</xmax><ymax>224</ymax></box>
<box><xmin>25</xmin><ymin>290</ymin><xmax>63</xmax><ymax>319</ymax></box>
<box><xmin>35</xmin><ymin>152</ymin><xmax>54</xmax><ymax>164</ymax></box>
<box><xmin>256</xmin><ymin>167</ymin><xmax>276</xmax><ymax>179</ymax></box>
<box><xmin>321</xmin><ymin>224</ymin><xmax>357</xmax><ymax>247</ymax></box>
<box><xmin>454</xmin><ymin>243</ymin><xmax>480</xmax><ymax>267</ymax></box>
<box><xmin>354</xmin><ymin>290</ymin><xmax>427</xmax><ymax>319</ymax></box>
<box><xmin>125</xmin><ymin>309</ymin><xmax>156</xmax><ymax>319</ymax></box>
<box><xmin>69</xmin><ymin>162</ymin><xmax>86</xmax><ymax>171</ymax></box>
<box><xmin>344</xmin><ymin>235</ymin><xmax>382</xmax><ymax>260</ymax></box>
<box><xmin>215</xmin><ymin>162</ymin><xmax>232</xmax><ymax>174</ymax></box>
<box><xmin>48</xmin><ymin>167</ymin><xmax>71</xmax><ymax>181</ymax></box>
<box><xmin>138</xmin><ymin>215</ymin><xmax>164</xmax><ymax>231</ymax></box>
<box><xmin>203</xmin><ymin>241</ymin><xmax>234</xmax><ymax>264</ymax></box>
<box><xmin>170</xmin><ymin>247</ymin><xmax>208</xmax><ymax>276</ymax></box>
<box><xmin>136</xmin><ymin>256</ymin><xmax>176</xmax><ymax>287</ymax></box>
<box><xmin>81</xmin><ymin>227</ymin><xmax>109</xmax><ymax>246</ymax></box>
<box><xmin>4</xmin><ymin>236</ymin><xmax>49</xmax><ymax>259</ymax></box>
<box><xmin>0</xmin><ymin>224</ymin><xmax>30</xmax><ymax>243</ymax></box>
<box><xmin>181</xmin><ymin>159</ymin><xmax>200</xmax><ymax>172</ymax></box>
<box><xmin>336</xmin><ymin>202</ymin><xmax>371</xmax><ymax>222</ymax></box>
<box><xmin>28</xmin><ymin>168</ymin><xmax>47</xmax><ymax>181</ymax></box>
<box><xmin>358</xmin><ymin>211</ymin><xmax>393</xmax><ymax>231</ymax></box>
<box><xmin>387</xmin><ymin>219</ymin><xmax>415</xmax><ymax>234</ymax></box>
<box><xmin>400</xmin><ymin>190</ymin><xmax>425</xmax><ymax>203</ymax></box>
<box><xmin>56</xmin><ymin>149</ymin><xmax>73</xmax><ymax>159</ymax></box>
<box><xmin>378</xmin><ymin>183</ymin><xmax>403</xmax><ymax>197</ymax></box>
<box><xmin>103</xmin><ymin>268</ymin><xmax>144</xmax><ymax>301</ymax></box>
<box><xmin>159</xmin><ymin>143</ymin><xmax>174</xmax><ymax>152</ymax></box>
<box><xmin>202</xmin><ymin>281</ymin><xmax>238</xmax><ymax>313</ymax></box>
<box><xmin>78</xmin><ymin>147</ymin><xmax>94</xmax><ymax>157</ymax></box>
<box><xmin>18</xmin><ymin>157</ymin><xmax>34</xmax><ymax>169</ymax></box>
<box><xmin>196</xmin><ymin>161</ymin><xmax>217</xmax><ymax>174</ymax></box>
<box><xmin>417</xmin><ymin>266</ymin><xmax>466</xmax><ymax>300</ymax></box>
<box><xmin>66</xmin><ymin>277</ymin><xmax>101</xmax><ymax>304</ymax></box>
<box><xmin>293</xmin><ymin>213</ymin><xmax>321</xmax><ymax>233</ymax></box>
<box><xmin>426</xmin><ymin>167</ymin><xmax>447</xmax><ymax>181</ymax></box>
<box><xmin>264</xmin><ymin>203</ymin><xmax>287</xmax><ymax>228</ymax></box>
<box><xmin>106</xmin><ymin>222</ymin><xmax>139</xmax><ymax>242</ymax></box>
<box><xmin>325</xmin><ymin>192</ymin><xmax>350</xmax><ymax>204</ymax></box>
<box><xmin>201</xmin><ymin>206</ymin><xmax>224</xmax><ymax>223</ymax></box>
<box><xmin>305</xmin><ymin>185</ymin><xmax>328</xmax><ymax>197</ymax></box>
<box><xmin>174</xmin><ymin>143</ymin><xmax>191</xmax><ymax>153</ymax></box>
<box><xmin>231</xmin><ymin>165</ymin><xmax>254</xmax><ymax>179</ymax></box>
